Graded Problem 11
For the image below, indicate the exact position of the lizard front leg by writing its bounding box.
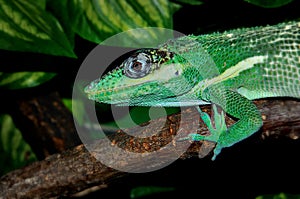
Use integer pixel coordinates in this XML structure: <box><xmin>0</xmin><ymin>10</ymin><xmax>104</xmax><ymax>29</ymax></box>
<box><xmin>190</xmin><ymin>87</ymin><xmax>263</xmax><ymax>160</ymax></box>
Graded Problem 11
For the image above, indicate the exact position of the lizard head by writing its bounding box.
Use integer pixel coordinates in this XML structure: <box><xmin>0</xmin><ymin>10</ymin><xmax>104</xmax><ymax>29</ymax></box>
<box><xmin>84</xmin><ymin>47</ymin><xmax>200</xmax><ymax>106</ymax></box>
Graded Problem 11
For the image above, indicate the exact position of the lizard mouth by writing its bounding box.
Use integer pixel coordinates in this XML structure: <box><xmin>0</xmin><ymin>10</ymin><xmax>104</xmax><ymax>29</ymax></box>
<box><xmin>84</xmin><ymin>78</ymin><xmax>158</xmax><ymax>104</ymax></box>
<box><xmin>84</xmin><ymin>78</ymin><xmax>154</xmax><ymax>95</ymax></box>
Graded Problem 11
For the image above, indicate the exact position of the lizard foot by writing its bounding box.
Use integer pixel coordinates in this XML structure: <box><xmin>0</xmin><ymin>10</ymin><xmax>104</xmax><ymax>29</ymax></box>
<box><xmin>180</xmin><ymin>104</ymin><xmax>227</xmax><ymax>160</ymax></box>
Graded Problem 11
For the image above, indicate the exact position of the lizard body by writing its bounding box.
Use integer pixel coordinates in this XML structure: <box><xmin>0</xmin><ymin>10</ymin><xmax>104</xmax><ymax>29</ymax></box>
<box><xmin>85</xmin><ymin>20</ymin><xmax>300</xmax><ymax>160</ymax></box>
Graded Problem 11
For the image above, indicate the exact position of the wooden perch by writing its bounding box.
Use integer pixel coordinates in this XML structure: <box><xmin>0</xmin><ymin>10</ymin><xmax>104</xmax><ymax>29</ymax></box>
<box><xmin>12</xmin><ymin>92</ymin><xmax>82</xmax><ymax>159</ymax></box>
<box><xmin>0</xmin><ymin>99</ymin><xmax>300</xmax><ymax>198</ymax></box>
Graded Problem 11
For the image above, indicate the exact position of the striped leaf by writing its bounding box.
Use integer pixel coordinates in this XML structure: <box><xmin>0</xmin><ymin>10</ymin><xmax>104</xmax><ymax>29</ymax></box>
<box><xmin>0</xmin><ymin>0</ymin><xmax>76</xmax><ymax>57</ymax></box>
<box><xmin>172</xmin><ymin>0</ymin><xmax>203</xmax><ymax>5</ymax></box>
<box><xmin>68</xmin><ymin>0</ymin><xmax>175</xmax><ymax>44</ymax></box>
<box><xmin>0</xmin><ymin>114</ymin><xmax>36</xmax><ymax>175</ymax></box>
<box><xmin>0</xmin><ymin>72</ymin><xmax>56</xmax><ymax>89</ymax></box>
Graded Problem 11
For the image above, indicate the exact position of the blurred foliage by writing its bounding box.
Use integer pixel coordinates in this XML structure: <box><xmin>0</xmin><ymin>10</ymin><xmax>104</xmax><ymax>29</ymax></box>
<box><xmin>0</xmin><ymin>0</ymin><xmax>175</xmax><ymax>91</ymax></box>
<box><xmin>244</xmin><ymin>0</ymin><xmax>294</xmax><ymax>8</ymax></box>
<box><xmin>130</xmin><ymin>186</ymin><xmax>175</xmax><ymax>198</ymax></box>
<box><xmin>0</xmin><ymin>114</ymin><xmax>36</xmax><ymax>176</ymax></box>
<box><xmin>256</xmin><ymin>192</ymin><xmax>300</xmax><ymax>199</ymax></box>
<box><xmin>0</xmin><ymin>72</ymin><xmax>56</xmax><ymax>89</ymax></box>
<box><xmin>0</xmin><ymin>0</ymin><xmax>175</xmax><ymax>175</ymax></box>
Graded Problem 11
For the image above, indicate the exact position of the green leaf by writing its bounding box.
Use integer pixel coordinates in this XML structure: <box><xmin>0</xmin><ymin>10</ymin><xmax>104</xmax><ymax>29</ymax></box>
<box><xmin>171</xmin><ymin>0</ymin><xmax>203</xmax><ymax>5</ymax></box>
<box><xmin>68</xmin><ymin>0</ymin><xmax>174</xmax><ymax>44</ymax></box>
<box><xmin>0</xmin><ymin>72</ymin><xmax>56</xmax><ymax>89</ymax></box>
<box><xmin>45</xmin><ymin>0</ymin><xmax>75</xmax><ymax>48</ymax></box>
<box><xmin>256</xmin><ymin>192</ymin><xmax>300</xmax><ymax>199</ymax></box>
<box><xmin>0</xmin><ymin>0</ymin><xmax>76</xmax><ymax>57</ymax></box>
<box><xmin>31</xmin><ymin>0</ymin><xmax>46</xmax><ymax>9</ymax></box>
<box><xmin>244</xmin><ymin>0</ymin><xmax>294</xmax><ymax>8</ymax></box>
<box><xmin>130</xmin><ymin>186</ymin><xmax>175</xmax><ymax>199</ymax></box>
<box><xmin>0</xmin><ymin>114</ymin><xmax>37</xmax><ymax>175</ymax></box>
<box><xmin>62</xmin><ymin>98</ymin><xmax>85</xmax><ymax>126</ymax></box>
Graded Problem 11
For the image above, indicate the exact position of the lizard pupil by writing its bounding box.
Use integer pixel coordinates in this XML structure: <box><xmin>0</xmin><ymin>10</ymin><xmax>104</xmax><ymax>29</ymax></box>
<box><xmin>132</xmin><ymin>61</ymin><xmax>143</xmax><ymax>71</ymax></box>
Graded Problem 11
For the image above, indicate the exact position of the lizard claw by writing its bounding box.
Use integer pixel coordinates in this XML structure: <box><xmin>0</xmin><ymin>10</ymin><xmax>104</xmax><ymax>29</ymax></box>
<box><xmin>182</xmin><ymin>104</ymin><xmax>227</xmax><ymax>160</ymax></box>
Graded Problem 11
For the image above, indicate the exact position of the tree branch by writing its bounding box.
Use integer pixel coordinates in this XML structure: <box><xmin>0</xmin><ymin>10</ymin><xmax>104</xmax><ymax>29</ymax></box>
<box><xmin>12</xmin><ymin>92</ymin><xmax>82</xmax><ymax>159</ymax></box>
<box><xmin>0</xmin><ymin>99</ymin><xmax>299</xmax><ymax>198</ymax></box>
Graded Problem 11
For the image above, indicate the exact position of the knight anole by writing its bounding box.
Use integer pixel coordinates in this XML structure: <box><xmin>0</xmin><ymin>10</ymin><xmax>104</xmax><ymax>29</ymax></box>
<box><xmin>85</xmin><ymin>20</ymin><xmax>300</xmax><ymax>160</ymax></box>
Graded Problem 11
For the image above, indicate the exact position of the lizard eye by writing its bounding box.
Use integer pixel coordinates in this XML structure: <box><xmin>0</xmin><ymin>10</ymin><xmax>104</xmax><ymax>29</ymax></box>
<box><xmin>124</xmin><ymin>53</ymin><xmax>152</xmax><ymax>78</ymax></box>
<box><xmin>132</xmin><ymin>61</ymin><xmax>143</xmax><ymax>72</ymax></box>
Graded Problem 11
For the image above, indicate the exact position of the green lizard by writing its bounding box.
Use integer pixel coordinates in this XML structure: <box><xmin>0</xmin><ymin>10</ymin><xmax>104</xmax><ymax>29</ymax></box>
<box><xmin>84</xmin><ymin>20</ymin><xmax>300</xmax><ymax>160</ymax></box>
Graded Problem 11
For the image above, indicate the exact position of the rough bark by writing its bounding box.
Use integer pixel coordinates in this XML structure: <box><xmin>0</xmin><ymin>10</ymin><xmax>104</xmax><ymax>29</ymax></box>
<box><xmin>0</xmin><ymin>99</ymin><xmax>299</xmax><ymax>198</ymax></box>
<box><xmin>12</xmin><ymin>92</ymin><xmax>82</xmax><ymax>159</ymax></box>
